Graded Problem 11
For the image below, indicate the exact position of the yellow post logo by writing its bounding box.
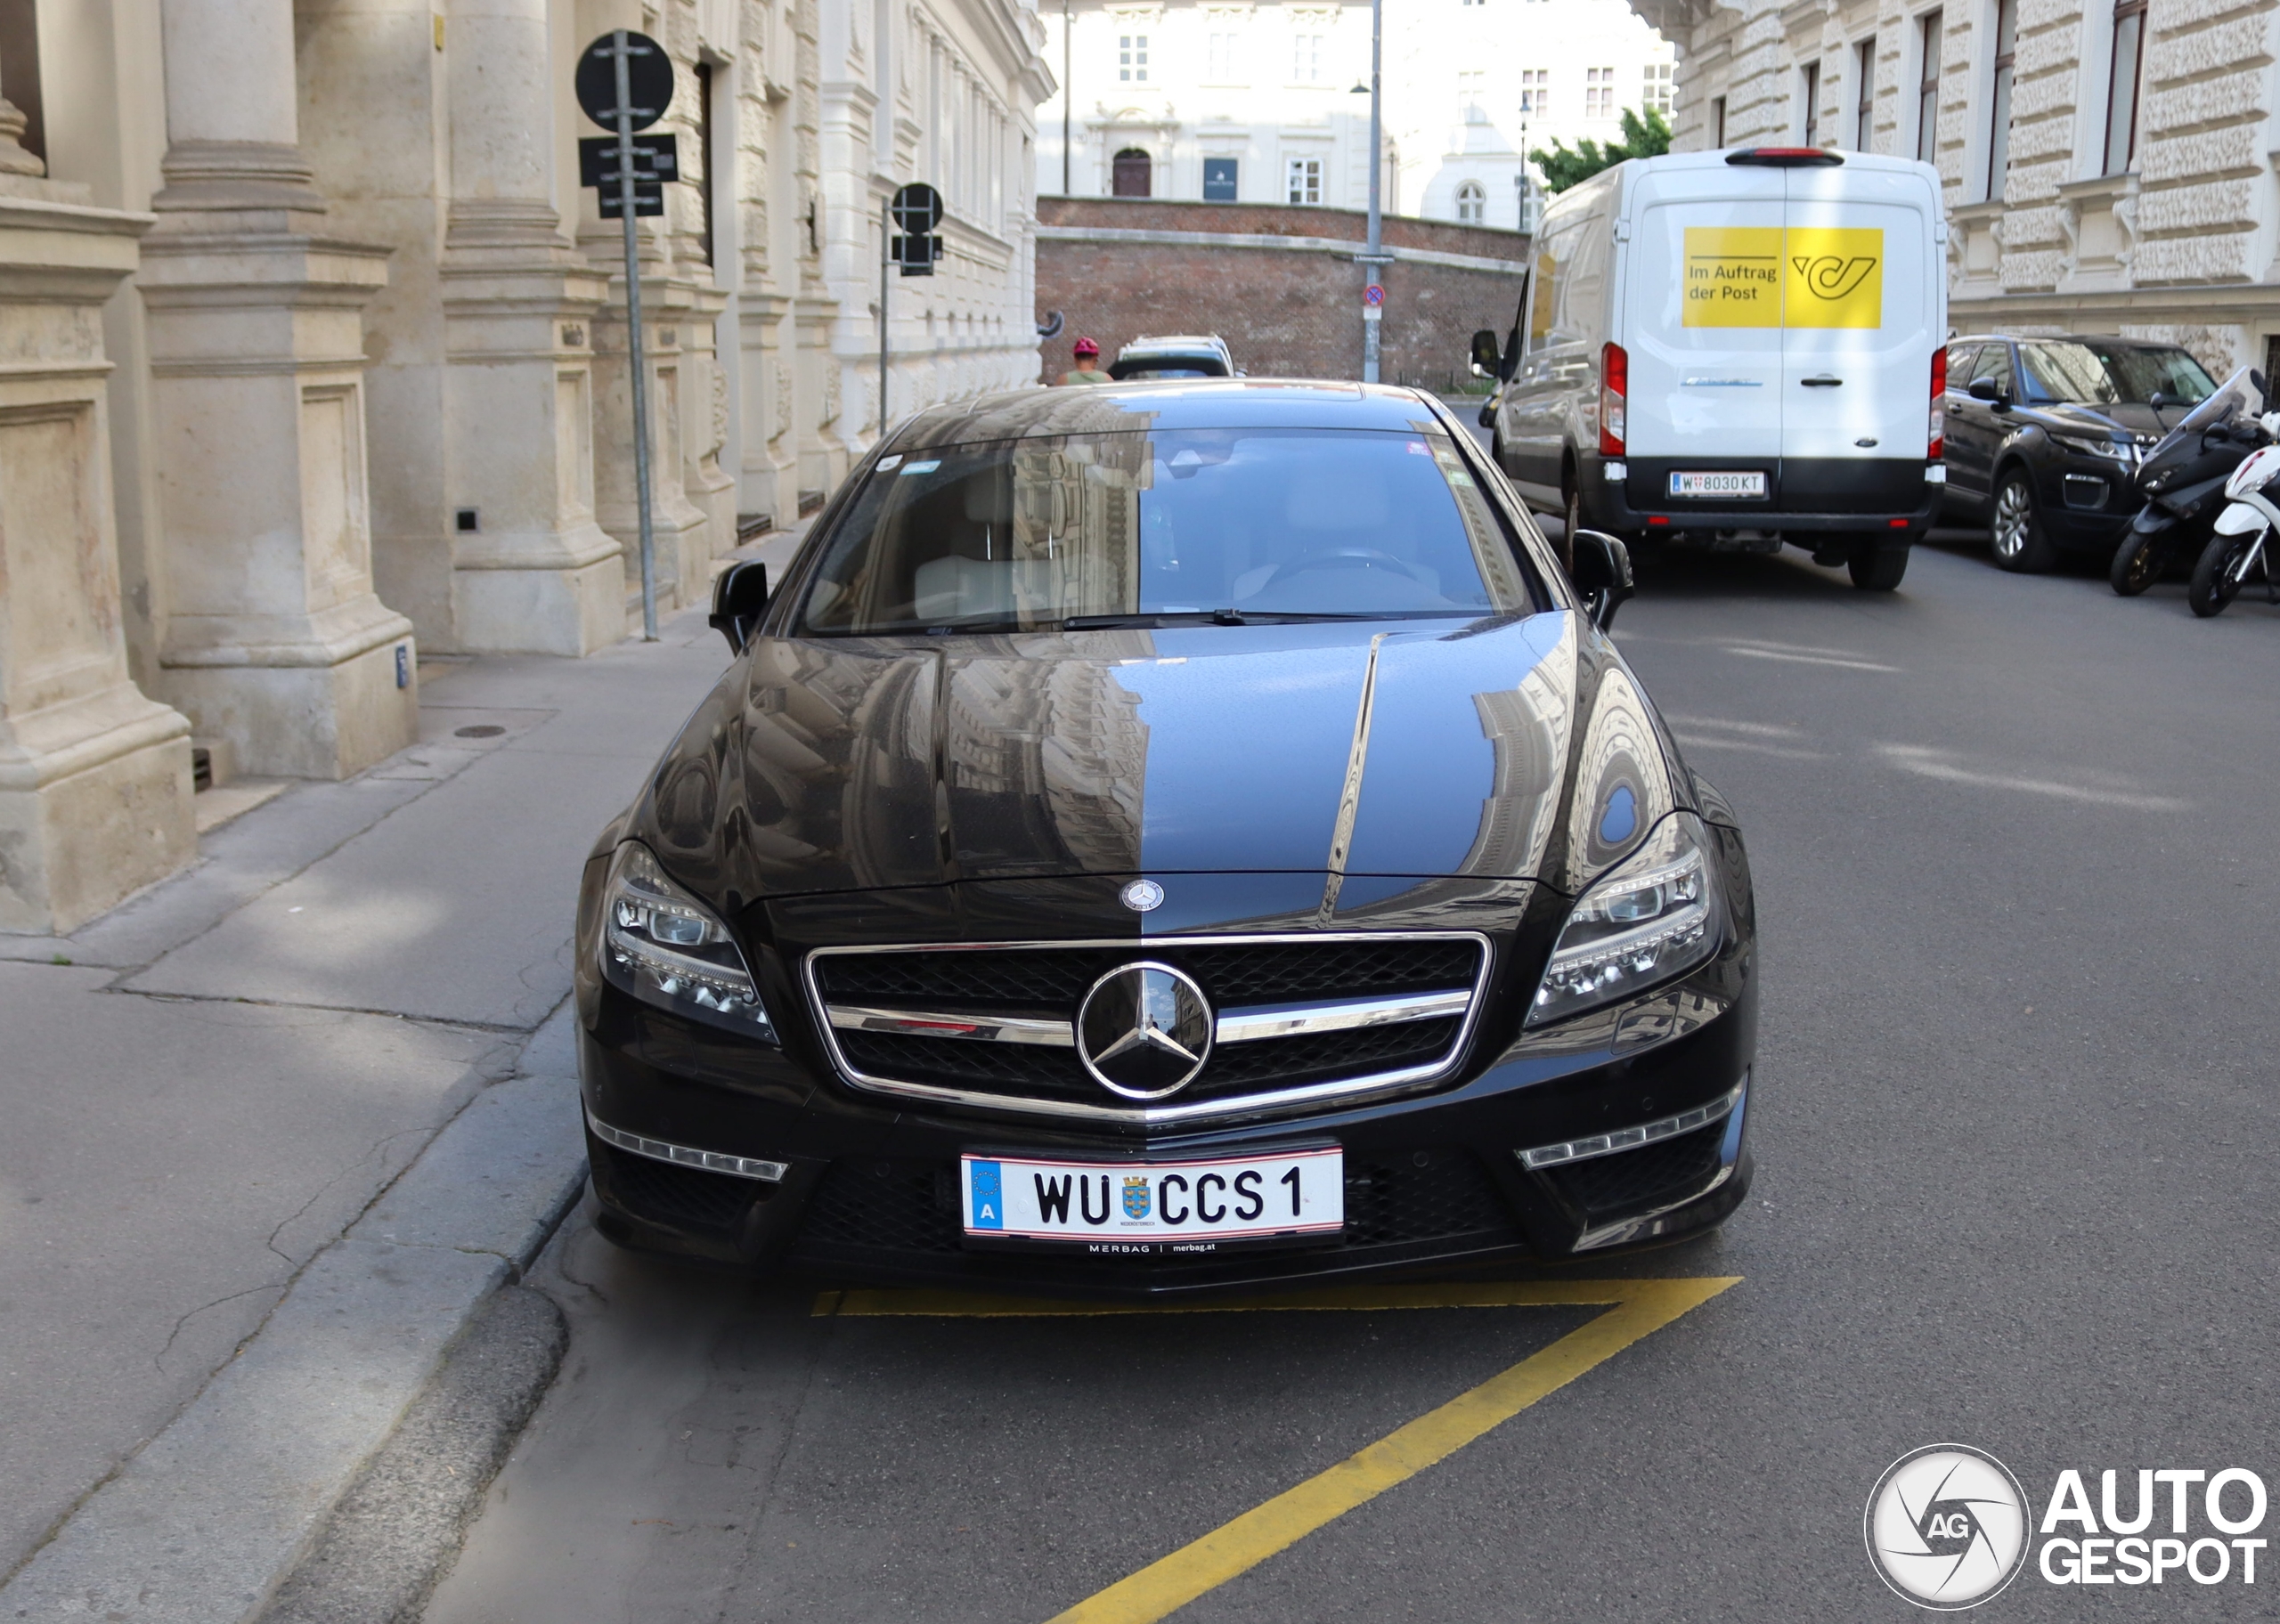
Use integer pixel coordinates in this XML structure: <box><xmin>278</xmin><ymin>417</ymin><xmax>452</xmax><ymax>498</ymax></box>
<box><xmin>1784</xmin><ymin>227</ymin><xmax>1883</xmax><ymax>328</ymax></box>
<box><xmin>1681</xmin><ymin>225</ymin><xmax>1884</xmax><ymax>329</ymax></box>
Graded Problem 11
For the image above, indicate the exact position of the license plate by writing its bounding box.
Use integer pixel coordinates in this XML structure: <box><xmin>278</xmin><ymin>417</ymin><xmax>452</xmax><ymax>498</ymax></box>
<box><xmin>960</xmin><ymin>1148</ymin><xmax>1344</xmax><ymax>1255</ymax></box>
<box><xmin>1669</xmin><ymin>470</ymin><xmax>1767</xmax><ymax>498</ymax></box>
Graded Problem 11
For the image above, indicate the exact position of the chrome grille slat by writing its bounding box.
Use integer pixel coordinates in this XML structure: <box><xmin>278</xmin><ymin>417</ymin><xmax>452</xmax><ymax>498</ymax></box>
<box><xmin>820</xmin><ymin>987</ymin><xmax>1474</xmax><ymax>1051</ymax></box>
<box><xmin>802</xmin><ymin>932</ymin><xmax>1493</xmax><ymax>1125</ymax></box>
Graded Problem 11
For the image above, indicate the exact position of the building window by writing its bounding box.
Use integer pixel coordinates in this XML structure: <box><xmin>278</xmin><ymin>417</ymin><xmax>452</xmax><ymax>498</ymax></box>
<box><xmin>1585</xmin><ymin>67</ymin><xmax>1614</xmax><ymax>118</ymax></box>
<box><xmin>1291</xmin><ymin>32</ymin><xmax>1323</xmax><ymax>83</ymax></box>
<box><xmin>1460</xmin><ymin>69</ymin><xmax>1488</xmax><ymax>122</ymax></box>
<box><xmin>1643</xmin><ymin>62</ymin><xmax>1673</xmax><ymax>116</ymax></box>
<box><xmin>1801</xmin><ymin>60</ymin><xmax>1821</xmax><ymax>145</ymax></box>
<box><xmin>1287</xmin><ymin>155</ymin><xmax>1323</xmax><ymax>204</ymax></box>
<box><xmin>1986</xmin><ymin>0</ymin><xmax>2016</xmax><ymax>199</ymax></box>
<box><xmin>1854</xmin><ymin>37</ymin><xmax>1876</xmax><ymax>150</ymax></box>
<box><xmin>2105</xmin><ymin>0</ymin><xmax>2147</xmax><ymax>174</ymax></box>
<box><xmin>1456</xmin><ymin>181</ymin><xmax>1486</xmax><ymax>223</ymax></box>
<box><xmin>1519</xmin><ymin>69</ymin><xmax>1549</xmax><ymax>117</ymax></box>
<box><xmin>1916</xmin><ymin>11</ymin><xmax>1942</xmax><ymax>165</ymax></box>
<box><xmin>1113</xmin><ymin>147</ymin><xmax>1152</xmax><ymax>196</ymax></box>
<box><xmin>1207</xmin><ymin>29</ymin><xmax>1242</xmax><ymax>81</ymax></box>
<box><xmin>1203</xmin><ymin>156</ymin><xmax>1239</xmax><ymax>200</ymax></box>
<box><xmin>1119</xmin><ymin>34</ymin><xmax>1148</xmax><ymax>83</ymax></box>
<box><xmin>1712</xmin><ymin>94</ymin><xmax>1727</xmax><ymax>147</ymax></box>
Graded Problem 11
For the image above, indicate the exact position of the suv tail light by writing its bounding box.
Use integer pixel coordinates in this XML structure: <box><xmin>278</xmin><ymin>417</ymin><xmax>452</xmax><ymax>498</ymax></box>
<box><xmin>1928</xmin><ymin>347</ymin><xmax>1946</xmax><ymax>460</ymax></box>
<box><xmin>1600</xmin><ymin>342</ymin><xmax>1627</xmax><ymax>457</ymax></box>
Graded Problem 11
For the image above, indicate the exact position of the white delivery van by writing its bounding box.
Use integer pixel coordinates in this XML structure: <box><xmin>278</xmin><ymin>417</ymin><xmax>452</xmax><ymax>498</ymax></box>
<box><xmin>1474</xmin><ymin>147</ymin><xmax>1947</xmax><ymax>589</ymax></box>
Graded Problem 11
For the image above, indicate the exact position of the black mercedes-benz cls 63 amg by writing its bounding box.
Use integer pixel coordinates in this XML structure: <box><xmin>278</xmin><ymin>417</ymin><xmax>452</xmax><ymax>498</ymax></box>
<box><xmin>574</xmin><ymin>380</ymin><xmax>1756</xmax><ymax>1296</ymax></box>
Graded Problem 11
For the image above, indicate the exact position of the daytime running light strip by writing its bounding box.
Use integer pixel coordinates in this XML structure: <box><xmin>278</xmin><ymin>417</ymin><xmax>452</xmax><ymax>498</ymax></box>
<box><xmin>1515</xmin><ymin>1077</ymin><xmax>1746</xmax><ymax>1170</ymax></box>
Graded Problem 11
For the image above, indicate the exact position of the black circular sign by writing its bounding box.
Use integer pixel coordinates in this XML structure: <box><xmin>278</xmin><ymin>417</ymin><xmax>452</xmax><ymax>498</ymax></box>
<box><xmin>891</xmin><ymin>183</ymin><xmax>945</xmax><ymax>234</ymax></box>
<box><xmin>575</xmin><ymin>31</ymin><xmax>674</xmax><ymax>133</ymax></box>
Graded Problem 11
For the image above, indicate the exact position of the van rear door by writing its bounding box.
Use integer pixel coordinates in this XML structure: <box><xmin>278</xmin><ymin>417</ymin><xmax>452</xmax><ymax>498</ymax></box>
<box><xmin>1780</xmin><ymin>163</ymin><xmax>1937</xmax><ymax>510</ymax></box>
<box><xmin>1624</xmin><ymin>163</ymin><xmax>1787</xmax><ymax>491</ymax></box>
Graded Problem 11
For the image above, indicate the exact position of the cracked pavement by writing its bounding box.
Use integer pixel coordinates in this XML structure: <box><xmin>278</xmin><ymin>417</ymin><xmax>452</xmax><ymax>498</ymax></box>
<box><xmin>0</xmin><ymin>602</ymin><xmax>740</xmax><ymax>1587</ymax></box>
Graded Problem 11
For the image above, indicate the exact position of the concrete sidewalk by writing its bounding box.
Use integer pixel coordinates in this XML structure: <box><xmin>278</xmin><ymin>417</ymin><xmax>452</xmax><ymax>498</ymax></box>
<box><xmin>0</xmin><ymin>537</ymin><xmax>792</xmax><ymax>1619</ymax></box>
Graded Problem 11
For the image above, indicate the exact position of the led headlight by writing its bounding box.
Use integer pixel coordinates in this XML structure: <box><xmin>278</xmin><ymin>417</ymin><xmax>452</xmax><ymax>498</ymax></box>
<box><xmin>2053</xmin><ymin>433</ymin><xmax>2129</xmax><ymax>460</ymax></box>
<box><xmin>1528</xmin><ymin>812</ymin><xmax>1721</xmax><ymax>1027</ymax></box>
<box><xmin>599</xmin><ymin>841</ymin><xmax>777</xmax><ymax>1040</ymax></box>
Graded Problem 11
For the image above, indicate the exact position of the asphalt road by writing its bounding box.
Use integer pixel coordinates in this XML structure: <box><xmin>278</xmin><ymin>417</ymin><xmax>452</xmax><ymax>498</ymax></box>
<box><xmin>425</xmin><ymin>532</ymin><xmax>2280</xmax><ymax>1622</ymax></box>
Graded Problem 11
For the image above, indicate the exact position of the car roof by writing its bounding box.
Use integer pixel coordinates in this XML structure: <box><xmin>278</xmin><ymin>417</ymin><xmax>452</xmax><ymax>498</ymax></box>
<box><xmin>1120</xmin><ymin>334</ymin><xmax>1230</xmax><ymax>354</ymax></box>
<box><xmin>886</xmin><ymin>380</ymin><xmax>1451</xmax><ymax>449</ymax></box>
<box><xmin>1951</xmin><ymin>333</ymin><xmax>2180</xmax><ymax>350</ymax></box>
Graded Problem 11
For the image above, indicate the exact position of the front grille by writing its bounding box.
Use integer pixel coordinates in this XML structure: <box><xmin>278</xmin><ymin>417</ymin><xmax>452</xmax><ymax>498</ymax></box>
<box><xmin>1538</xmin><ymin>1121</ymin><xmax>1726</xmax><ymax>1220</ymax></box>
<box><xmin>808</xmin><ymin>934</ymin><xmax>1487</xmax><ymax>1119</ymax></box>
<box><xmin>783</xmin><ymin>1151</ymin><xmax>1519</xmax><ymax>1267</ymax></box>
<box><xmin>592</xmin><ymin>1140</ymin><xmax>762</xmax><ymax>1232</ymax></box>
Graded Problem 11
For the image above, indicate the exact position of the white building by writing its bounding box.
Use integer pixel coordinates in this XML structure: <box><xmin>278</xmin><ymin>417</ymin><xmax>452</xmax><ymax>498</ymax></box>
<box><xmin>1035</xmin><ymin>0</ymin><xmax>1674</xmax><ymax>231</ymax></box>
<box><xmin>1632</xmin><ymin>0</ymin><xmax>2280</xmax><ymax>381</ymax></box>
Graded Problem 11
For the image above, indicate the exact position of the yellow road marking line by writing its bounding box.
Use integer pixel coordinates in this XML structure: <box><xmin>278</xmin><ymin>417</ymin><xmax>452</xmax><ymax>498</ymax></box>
<box><xmin>1043</xmin><ymin>1277</ymin><xmax>1738</xmax><ymax>1623</ymax></box>
<box><xmin>814</xmin><ymin>1279</ymin><xmax>1681</xmax><ymax>1318</ymax></box>
<box><xmin>810</xmin><ymin>1277</ymin><xmax>1739</xmax><ymax>1621</ymax></box>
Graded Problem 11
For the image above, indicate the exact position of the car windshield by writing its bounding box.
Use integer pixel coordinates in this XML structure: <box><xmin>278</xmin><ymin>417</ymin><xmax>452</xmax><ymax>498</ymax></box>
<box><xmin>2015</xmin><ymin>341</ymin><xmax>2216</xmax><ymax>407</ymax></box>
<box><xmin>797</xmin><ymin>427</ymin><xmax>1536</xmax><ymax>635</ymax></box>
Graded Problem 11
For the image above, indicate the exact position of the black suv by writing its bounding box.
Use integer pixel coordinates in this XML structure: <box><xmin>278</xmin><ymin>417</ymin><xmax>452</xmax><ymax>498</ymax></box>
<box><xmin>1942</xmin><ymin>334</ymin><xmax>2216</xmax><ymax>571</ymax></box>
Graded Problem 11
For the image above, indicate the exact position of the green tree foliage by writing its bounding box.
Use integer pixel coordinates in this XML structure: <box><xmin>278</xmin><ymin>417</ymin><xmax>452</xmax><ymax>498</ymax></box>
<box><xmin>1530</xmin><ymin>107</ymin><xmax>1673</xmax><ymax>194</ymax></box>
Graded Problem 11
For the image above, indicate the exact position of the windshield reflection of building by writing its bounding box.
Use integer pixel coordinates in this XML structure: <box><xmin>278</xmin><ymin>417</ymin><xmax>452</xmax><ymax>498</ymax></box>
<box><xmin>942</xmin><ymin>630</ymin><xmax>1155</xmax><ymax>876</ymax></box>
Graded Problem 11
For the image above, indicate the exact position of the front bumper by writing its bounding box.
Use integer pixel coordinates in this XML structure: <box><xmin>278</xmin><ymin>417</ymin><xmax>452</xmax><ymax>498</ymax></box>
<box><xmin>578</xmin><ymin>944</ymin><xmax>1757</xmax><ymax>1298</ymax></box>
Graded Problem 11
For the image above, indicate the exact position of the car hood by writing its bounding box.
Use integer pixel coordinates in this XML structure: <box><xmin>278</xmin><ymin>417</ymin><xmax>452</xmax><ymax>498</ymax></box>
<box><xmin>631</xmin><ymin>612</ymin><xmax>1686</xmax><ymax>910</ymax></box>
<box><xmin>2026</xmin><ymin>401</ymin><xmax>2171</xmax><ymax>439</ymax></box>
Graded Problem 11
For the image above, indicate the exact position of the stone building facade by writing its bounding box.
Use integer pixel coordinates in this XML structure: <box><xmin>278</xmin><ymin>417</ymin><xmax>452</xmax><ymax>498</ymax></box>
<box><xmin>1</xmin><ymin>0</ymin><xmax>1050</xmax><ymax>937</ymax></box>
<box><xmin>1629</xmin><ymin>0</ymin><xmax>2280</xmax><ymax>380</ymax></box>
<box><xmin>1034</xmin><ymin>195</ymin><xmax>1528</xmax><ymax>385</ymax></box>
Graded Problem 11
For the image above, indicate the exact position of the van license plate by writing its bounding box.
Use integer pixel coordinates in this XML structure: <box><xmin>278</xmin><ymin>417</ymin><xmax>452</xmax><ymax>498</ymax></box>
<box><xmin>960</xmin><ymin>1148</ymin><xmax>1343</xmax><ymax>1254</ymax></box>
<box><xmin>1669</xmin><ymin>471</ymin><xmax>1767</xmax><ymax>498</ymax></box>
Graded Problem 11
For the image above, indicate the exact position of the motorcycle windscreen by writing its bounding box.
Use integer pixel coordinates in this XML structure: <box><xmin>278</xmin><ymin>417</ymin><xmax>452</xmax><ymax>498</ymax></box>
<box><xmin>1624</xmin><ymin>166</ymin><xmax>1787</xmax><ymax>460</ymax></box>
<box><xmin>1780</xmin><ymin>165</ymin><xmax>1936</xmax><ymax>459</ymax></box>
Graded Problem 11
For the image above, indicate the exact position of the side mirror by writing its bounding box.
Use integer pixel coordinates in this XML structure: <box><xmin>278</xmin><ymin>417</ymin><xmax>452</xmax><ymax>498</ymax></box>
<box><xmin>2148</xmin><ymin>391</ymin><xmax>2170</xmax><ymax>410</ymax></box>
<box><xmin>708</xmin><ymin>560</ymin><xmax>769</xmax><ymax>654</ymax></box>
<box><xmin>1966</xmin><ymin>377</ymin><xmax>2000</xmax><ymax>402</ymax></box>
<box><xmin>1568</xmin><ymin>529</ymin><xmax>1634</xmax><ymax>631</ymax></box>
<box><xmin>1470</xmin><ymin>329</ymin><xmax>1502</xmax><ymax>375</ymax></box>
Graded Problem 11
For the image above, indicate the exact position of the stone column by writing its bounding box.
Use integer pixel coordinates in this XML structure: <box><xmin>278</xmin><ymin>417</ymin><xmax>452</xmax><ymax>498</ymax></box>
<box><xmin>438</xmin><ymin>0</ymin><xmax>620</xmax><ymax>655</ymax></box>
<box><xmin>137</xmin><ymin>0</ymin><xmax>416</xmax><ymax>781</ymax></box>
<box><xmin>0</xmin><ymin>77</ymin><xmax>198</xmax><ymax>933</ymax></box>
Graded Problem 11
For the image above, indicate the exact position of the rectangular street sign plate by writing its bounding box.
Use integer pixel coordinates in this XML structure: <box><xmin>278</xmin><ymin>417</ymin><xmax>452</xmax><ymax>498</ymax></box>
<box><xmin>578</xmin><ymin>134</ymin><xmax>680</xmax><ymax>188</ymax></box>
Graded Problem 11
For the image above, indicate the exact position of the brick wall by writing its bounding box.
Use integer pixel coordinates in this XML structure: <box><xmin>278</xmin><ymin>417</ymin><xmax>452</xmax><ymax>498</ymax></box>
<box><xmin>1034</xmin><ymin>197</ymin><xmax>1531</xmax><ymax>389</ymax></box>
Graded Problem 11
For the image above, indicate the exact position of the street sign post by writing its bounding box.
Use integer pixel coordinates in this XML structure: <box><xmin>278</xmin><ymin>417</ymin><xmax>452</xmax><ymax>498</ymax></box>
<box><xmin>879</xmin><ymin>183</ymin><xmax>945</xmax><ymax>434</ymax></box>
<box><xmin>576</xmin><ymin>29</ymin><xmax>675</xmax><ymax>640</ymax></box>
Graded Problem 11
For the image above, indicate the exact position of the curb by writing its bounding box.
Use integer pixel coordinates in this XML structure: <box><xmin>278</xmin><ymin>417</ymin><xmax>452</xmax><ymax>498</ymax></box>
<box><xmin>0</xmin><ymin>1010</ymin><xmax>590</xmax><ymax>1624</ymax></box>
<box><xmin>256</xmin><ymin>1286</ymin><xmax>568</xmax><ymax>1624</ymax></box>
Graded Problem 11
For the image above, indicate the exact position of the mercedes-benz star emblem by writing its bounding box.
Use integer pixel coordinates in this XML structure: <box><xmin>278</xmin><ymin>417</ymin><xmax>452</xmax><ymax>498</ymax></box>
<box><xmin>1076</xmin><ymin>962</ymin><xmax>1212</xmax><ymax>1100</ymax></box>
<box><xmin>1119</xmin><ymin>879</ymin><xmax>1165</xmax><ymax>913</ymax></box>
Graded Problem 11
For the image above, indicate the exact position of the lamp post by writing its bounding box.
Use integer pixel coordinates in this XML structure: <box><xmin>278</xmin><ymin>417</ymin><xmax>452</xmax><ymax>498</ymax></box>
<box><xmin>1351</xmin><ymin>0</ymin><xmax>1387</xmax><ymax>383</ymax></box>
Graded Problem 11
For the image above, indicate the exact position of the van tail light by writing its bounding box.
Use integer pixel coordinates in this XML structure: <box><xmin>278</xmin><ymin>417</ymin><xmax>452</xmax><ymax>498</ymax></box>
<box><xmin>1928</xmin><ymin>347</ymin><xmax>1946</xmax><ymax>460</ymax></box>
<box><xmin>1600</xmin><ymin>342</ymin><xmax>1627</xmax><ymax>457</ymax></box>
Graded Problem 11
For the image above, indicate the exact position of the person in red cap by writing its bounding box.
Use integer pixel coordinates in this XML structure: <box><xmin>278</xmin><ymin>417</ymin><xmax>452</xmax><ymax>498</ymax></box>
<box><xmin>1059</xmin><ymin>337</ymin><xmax>1112</xmax><ymax>386</ymax></box>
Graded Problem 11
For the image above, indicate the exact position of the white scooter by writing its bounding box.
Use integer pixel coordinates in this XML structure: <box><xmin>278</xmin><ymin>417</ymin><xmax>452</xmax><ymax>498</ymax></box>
<box><xmin>2189</xmin><ymin>412</ymin><xmax>2280</xmax><ymax>617</ymax></box>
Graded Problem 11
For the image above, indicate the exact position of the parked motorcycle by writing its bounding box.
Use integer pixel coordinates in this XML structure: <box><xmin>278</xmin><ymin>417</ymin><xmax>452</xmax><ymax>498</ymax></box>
<box><xmin>2108</xmin><ymin>367</ymin><xmax>2271</xmax><ymax>597</ymax></box>
<box><xmin>2186</xmin><ymin>437</ymin><xmax>2280</xmax><ymax>616</ymax></box>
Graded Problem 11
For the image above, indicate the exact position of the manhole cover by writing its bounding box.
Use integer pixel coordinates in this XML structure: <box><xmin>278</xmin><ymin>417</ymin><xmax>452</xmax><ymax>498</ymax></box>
<box><xmin>453</xmin><ymin>724</ymin><xmax>507</xmax><ymax>739</ymax></box>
